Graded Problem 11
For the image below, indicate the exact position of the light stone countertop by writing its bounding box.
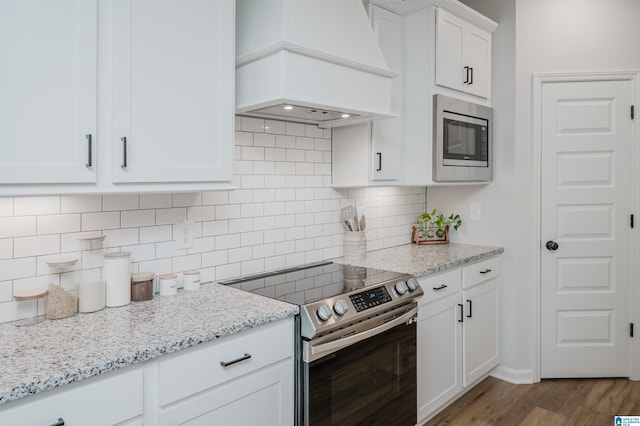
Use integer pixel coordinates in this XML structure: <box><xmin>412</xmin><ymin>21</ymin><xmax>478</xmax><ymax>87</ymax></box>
<box><xmin>334</xmin><ymin>243</ymin><xmax>504</xmax><ymax>277</ymax></box>
<box><xmin>0</xmin><ymin>242</ymin><xmax>502</xmax><ymax>407</ymax></box>
<box><xmin>0</xmin><ymin>283</ymin><xmax>298</xmax><ymax>405</ymax></box>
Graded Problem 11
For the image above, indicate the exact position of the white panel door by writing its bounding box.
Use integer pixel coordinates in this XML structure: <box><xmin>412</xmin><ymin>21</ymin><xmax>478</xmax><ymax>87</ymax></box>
<box><xmin>111</xmin><ymin>0</ymin><xmax>233</xmax><ymax>183</ymax></box>
<box><xmin>540</xmin><ymin>78</ymin><xmax>633</xmax><ymax>377</ymax></box>
<box><xmin>435</xmin><ymin>8</ymin><xmax>465</xmax><ymax>94</ymax></box>
<box><xmin>0</xmin><ymin>0</ymin><xmax>97</xmax><ymax>184</ymax></box>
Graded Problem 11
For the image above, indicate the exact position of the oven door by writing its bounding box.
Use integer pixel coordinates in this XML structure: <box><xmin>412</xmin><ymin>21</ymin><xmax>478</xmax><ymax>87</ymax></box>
<box><xmin>303</xmin><ymin>305</ymin><xmax>417</xmax><ymax>426</ymax></box>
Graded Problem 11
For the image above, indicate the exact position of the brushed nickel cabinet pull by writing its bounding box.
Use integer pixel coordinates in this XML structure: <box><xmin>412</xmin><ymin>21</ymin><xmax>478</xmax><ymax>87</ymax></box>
<box><xmin>220</xmin><ymin>353</ymin><xmax>251</xmax><ymax>367</ymax></box>
<box><xmin>85</xmin><ymin>134</ymin><xmax>92</xmax><ymax>168</ymax></box>
<box><xmin>121</xmin><ymin>137</ymin><xmax>127</xmax><ymax>168</ymax></box>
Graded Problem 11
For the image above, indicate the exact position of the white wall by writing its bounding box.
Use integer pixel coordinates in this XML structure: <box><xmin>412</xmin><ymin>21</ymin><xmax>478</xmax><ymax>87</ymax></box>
<box><xmin>430</xmin><ymin>0</ymin><xmax>640</xmax><ymax>381</ymax></box>
<box><xmin>0</xmin><ymin>117</ymin><xmax>426</xmax><ymax>323</ymax></box>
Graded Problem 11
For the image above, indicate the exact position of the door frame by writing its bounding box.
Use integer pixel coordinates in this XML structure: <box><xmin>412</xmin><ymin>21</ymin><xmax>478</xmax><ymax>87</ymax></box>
<box><xmin>531</xmin><ymin>71</ymin><xmax>640</xmax><ymax>382</ymax></box>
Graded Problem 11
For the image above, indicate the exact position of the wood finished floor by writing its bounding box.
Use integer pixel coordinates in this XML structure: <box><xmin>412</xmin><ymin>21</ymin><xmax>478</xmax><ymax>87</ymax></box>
<box><xmin>423</xmin><ymin>377</ymin><xmax>640</xmax><ymax>426</ymax></box>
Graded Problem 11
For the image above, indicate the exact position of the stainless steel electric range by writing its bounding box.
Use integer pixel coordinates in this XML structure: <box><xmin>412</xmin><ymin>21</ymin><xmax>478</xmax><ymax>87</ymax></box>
<box><xmin>221</xmin><ymin>261</ymin><xmax>423</xmax><ymax>426</ymax></box>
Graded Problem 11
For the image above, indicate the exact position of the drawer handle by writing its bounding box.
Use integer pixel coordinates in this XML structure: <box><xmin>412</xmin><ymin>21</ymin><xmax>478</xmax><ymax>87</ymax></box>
<box><xmin>432</xmin><ymin>284</ymin><xmax>448</xmax><ymax>291</ymax></box>
<box><xmin>480</xmin><ymin>269</ymin><xmax>492</xmax><ymax>274</ymax></box>
<box><xmin>49</xmin><ymin>418</ymin><xmax>65</xmax><ymax>426</ymax></box>
<box><xmin>220</xmin><ymin>353</ymin><xmax>252</xmax><ymax>367</ymax></box>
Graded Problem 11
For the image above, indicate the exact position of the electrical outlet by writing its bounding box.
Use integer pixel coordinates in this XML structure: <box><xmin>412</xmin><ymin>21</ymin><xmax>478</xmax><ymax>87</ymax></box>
<box><xmin>470</xmin><ymin>203</ymin><xmax>482</xmax><ymax>221</ymax></box>
<box><xmin>176</xmin><ymin>220</ymin><xmax>194</xmax><ymax>249</ymax></box>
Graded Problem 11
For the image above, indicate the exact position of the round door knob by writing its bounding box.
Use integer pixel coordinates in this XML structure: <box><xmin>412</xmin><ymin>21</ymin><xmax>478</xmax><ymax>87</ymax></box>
<box><xmin>317</xmin><ymin>305</ymin><xmax>333</xmax><ymax>322</ymax></box>
<box><xmin>395</xmin><ymin>281</ymin><xmax>408</xmax><ymax>295</ymax></box>
<box><xmin>407</xmin><ymin>278</ymin><xmax>418</xmax><ymax>292</ymax></box>
<box><xmin>333</xmin><ymin>300</ymin><xmax>349</xmax><ymax>316</ymax></box>
<box><xmin>546</xmin><ymin>240</ymin><xmax>559</xmax><ymax>251</ymax></box>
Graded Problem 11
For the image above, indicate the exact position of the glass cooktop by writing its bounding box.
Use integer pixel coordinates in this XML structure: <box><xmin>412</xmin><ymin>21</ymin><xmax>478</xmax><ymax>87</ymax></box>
<box><xmin>219</xmin><ymin>261</ymin><xmax>410</xmax><ymax>306</ymax></box>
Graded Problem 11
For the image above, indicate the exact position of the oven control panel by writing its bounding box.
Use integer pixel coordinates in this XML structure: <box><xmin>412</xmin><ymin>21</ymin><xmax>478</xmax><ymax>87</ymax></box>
<box><xmin>349</xmin><ymin>286</ymin><xmax>392</xmax><ymax>312</ymax></box>
<box><xmin>300</xmin><ymin>276</ymin><xmax>423</xmax><ymax>339</ymax></box>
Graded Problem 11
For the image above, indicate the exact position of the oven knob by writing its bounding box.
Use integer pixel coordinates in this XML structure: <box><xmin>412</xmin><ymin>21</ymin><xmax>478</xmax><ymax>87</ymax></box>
<box><xmin>333</xmin><ymin>300</ymin><xmax>349</xmax><ymax>316</ymax></box>
<box><xmin>317</xmin><ymin>305</ymin><xmax>333</xmax><ymax>322</ymax></box>
<box><xmin>407</xmin><ymin>278</ymin><xmax>418</xmax><ymax>292</ymax></box>
<box><xmin>395</xmin><ymin>281</ymin><xmax>408</xmax><ymax>295</ymax></box>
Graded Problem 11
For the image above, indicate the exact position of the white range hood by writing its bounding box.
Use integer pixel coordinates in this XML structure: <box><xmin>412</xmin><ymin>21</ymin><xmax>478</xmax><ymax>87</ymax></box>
<box><xmin>235</xmin><ymin>0</ymin><xmax>398</xmax><ymax>128</ymax></box>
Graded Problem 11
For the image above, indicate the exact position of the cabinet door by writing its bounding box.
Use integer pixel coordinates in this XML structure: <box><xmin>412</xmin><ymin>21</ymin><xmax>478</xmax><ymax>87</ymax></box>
<box><xmin>435</xmin><ymin>8</ymin><xmax>465</xmax><ymax>94</ymax></box>
<box><xmin>112</xmin><ymin>0</ymin><xmax>233</xmax><ymax>183</ymax></box>
<box><xmin>158</xmin><ymin>360</ymin><xmax>294</xmax><ymax>426</ymax></box>
<box><xmin>435</xmin><ymin>8</ymin><xmax>491</xmax><ymax>99</ymax></box>
<box><xmin>417</xmin><ymin>292</ymin><xmax>463</xmax><ymax>422</ymax></box>
<box><xmin>462</xmin><ymin>278</ymin><xmax>500</xmax><ymax>387</ymax></box>
<box><xmin>462</xmin><ymin>25</ymin><xmax>491</xmax><ymax>98</ymax></box>
<box><xmin>369</xmin><ymin>5</ymin><xmax>401</xmax><ymax>181</ymax></box>
<box><xmin>0</xmin><ymin>0</ymin><xmax>97</xmax><ymax>185</ymax></box>
<box><xmin>0</xmin><ymin>368</ymin><xmax>143</xmax><ymax>425</ymax></box>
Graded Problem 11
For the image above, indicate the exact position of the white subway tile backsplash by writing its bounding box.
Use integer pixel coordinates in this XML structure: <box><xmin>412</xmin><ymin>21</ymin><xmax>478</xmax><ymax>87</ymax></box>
<box><xmin>0</xmin><ymin>198</ymin><xmax>13</xmax><ymax>217</ymax></box>
<box><xmin>264</xmin><ymin>120</ymin><xmax>286</xmax><ymax>135</ymax></box>
<box><xmin>228</xmin><ymin>190</ymin><xmax>253</xmax><ymax>204</ymax></box>
<box><xmin>228</xmin><ymin>218</ymin><xmax>253</xmax><ymax>234</ymax></box>
<box><xmin>216</xmin><ymin>234</ymin><xmax>241</xmax><ymax>250</ymax></box>
<box><xmin>275</xmin><ymin>134</ymin><xmax>296</xmax><ymax>149</ymax></box>
<box><xmin>202</xmin><ymin>220</ymin><xmax>229</xmax><ymax>237</ymax></box>
<box><xmin>285</xmin><ymin>122</ymin><xmax>306</xmax><ymax>136</ymax></box>
<box><xmin>37</xmin><ymin>214</ymin><xmax>81</xmax><ymax>235</ymax></box>
<box><xmin>0</xmin><ymin>216</ymin><xmax>36</xmax><ymax>238</ymax></box>
<box><xmin>305</xmin><ymin>125</ymin><xmax>324</xmax><ymax>138</ymax></box>
<box><xmin>103</xmin><ymin>228</ymin><xmax>139</xmax><ymax>248</ymax></box>
<box><xmin>173</xmin><ymin>193</ymin><xmax>201</xmax><ymax>208</ymax></box>
<box><xmin>265</xmin><ymin>148</ymin><xmax>286</xmax><ymax>162</ymax></box>
<box><xmin>0</xmin><ymin>281</ymin><xmax>12</xmax><ymax>303</ymax></box>
<box><xmin>156</xmin><ymin>208</ymin><xmax>187</xmax><ymax>225</ymax></box>
<box><xmin>254</xmin><ymin>133</ymin><xmax>276</xmax><ymax>148</ymax></box>
<box><xmin>202</xmin><ymin>250</ymin><xmax>228</xmax><ymax>268</ymax></box>
<box><xmin>14</xmin><ymin>235</ymin><xmax>59</xmax><ymax>258</ymax></box>
<box><xmin>235</xmin><ymin>131</ymin><xmax>253</xmax><ymax>146</ymax></box>
<box><xmin>121</xmin><ymin>210</ymin><xmax>155</xmax><ymax>228</ymax></box>
<box><xmin>140</xmin><ymin>193</ymin><xmax>172</xmax><ymax>209</ymax></box>
<box><xmin>103</xmin><ymin>194</ymin><xmax>139</xmax><ymax>211</ymax></box>
<box><xmin>14</xmin><ymin>196</ymin><xmax>60</xmax><ymax>216</ymax></box>
<box><xmin>0</xmin><ymin>257</ymin><xmax>36</xmax><ymax>281</ymax></box>
<box><xmin>187</xmin><ymin>206</ymin><xmax>215</xmax><ymax>222</ymax></box>
<box><xmin>0</xmin><ymin>239</ymin><xmax>12</xmax><ymax>259</ymax></box>
<box><xmin>240</xmin><ymin>116</ymin><xmax>265</xmax><ymax>133</ymax></box>
<box><xmin>0</xmin><ymin>119</ymin><xmax>427</xmax><ymax>323</ymax></box>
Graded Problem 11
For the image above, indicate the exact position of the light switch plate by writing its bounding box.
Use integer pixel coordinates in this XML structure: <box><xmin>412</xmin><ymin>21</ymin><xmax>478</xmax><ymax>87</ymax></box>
<box><xmin>470</xmin><ymin>203</ymin><xmax>482</xmax><ymax>221</ymax></box>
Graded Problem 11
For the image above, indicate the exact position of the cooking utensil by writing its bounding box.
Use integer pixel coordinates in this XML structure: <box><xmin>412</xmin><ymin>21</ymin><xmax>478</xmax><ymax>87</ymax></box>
<box><xmin>359</xmin><ymin>215</ymin><xmax>366</xmax><ymax>231</ymax></box>
<box><xmin>341</xmin><ymin>206</ymin><xmax>357</xmax><ymax>231</ymax></box>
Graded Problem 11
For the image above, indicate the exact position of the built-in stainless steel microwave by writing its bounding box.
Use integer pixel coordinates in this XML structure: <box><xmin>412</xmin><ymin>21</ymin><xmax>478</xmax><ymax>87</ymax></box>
<box><xmin>433</xmin><ymin>94</ymin><xmax>493</xmax><ymax>182</ymax></box>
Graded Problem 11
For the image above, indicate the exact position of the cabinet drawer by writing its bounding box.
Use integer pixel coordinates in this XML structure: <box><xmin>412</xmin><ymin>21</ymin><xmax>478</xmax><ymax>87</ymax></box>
<box><xmin>158</xmin><ymin>318</ymin><xmax>293</xmax><ymax>406</ymax></box>
<box><xmin>0</xmin><ymin>368</ymin><xmax>143</xmax><ymax>425</ymax></box>
<box><xmin>462</xmin><ymin>257</ymin><xmax>501</xmax><ymax>289</ymax></box>
<box><xmin>418</xmin><ymin>269</ymin><xmax>461</xmax><ymax>306</ymax></box>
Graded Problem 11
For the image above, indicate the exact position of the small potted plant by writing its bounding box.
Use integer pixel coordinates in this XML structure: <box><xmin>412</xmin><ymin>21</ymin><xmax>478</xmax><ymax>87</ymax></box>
<box><xmin>412</xmin><ymin>209</ymin><xmax>462</xmax><ymax>245</ymax></box>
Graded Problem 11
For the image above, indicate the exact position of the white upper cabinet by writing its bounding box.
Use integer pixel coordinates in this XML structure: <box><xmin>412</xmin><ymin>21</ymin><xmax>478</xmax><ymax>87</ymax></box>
<box><xmin>435</xmin><ymin>8</ymin><xmax>491</xmax><ymax>99</ymax></box>
<box><xmin>332</xmin><ymin>3</ymin><xmax>401</xmax><ymax>187</ymax></box>
<box><xmin>0</xmin><ymin>0</ymin><xmax>98</xmax><ymax>184</ymax></box>
<box><xmin>0</xmin><ymin>0</ymin><xmax>234</xmax><ymax>195</ymax></box>
<box><xmin>111</xmin><ymin>0</ymin><xmax>233</xmax><ymax>184</ymax></box>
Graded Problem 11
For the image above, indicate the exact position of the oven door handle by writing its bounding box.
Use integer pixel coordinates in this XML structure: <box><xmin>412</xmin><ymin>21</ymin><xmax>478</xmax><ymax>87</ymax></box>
<box><xmin>307</xmin><ymin>307</ymin><xmax>417</xmax><ymax>358</ymax></box>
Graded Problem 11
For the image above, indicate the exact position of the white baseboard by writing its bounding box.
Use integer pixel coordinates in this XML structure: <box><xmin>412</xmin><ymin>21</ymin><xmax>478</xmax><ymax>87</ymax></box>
<box><xmin>490</xmin><ymin>365</ymin><xmax>536</xmax><ymax>384</ymax></box>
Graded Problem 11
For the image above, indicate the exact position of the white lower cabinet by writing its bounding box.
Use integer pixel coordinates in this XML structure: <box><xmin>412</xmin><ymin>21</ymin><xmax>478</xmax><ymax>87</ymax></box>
<box><xmin>154</xmin><ymin>318</ymin><xmax>294</xmax><ymax>426</ymax></box>
<box><xmin>417</xmin><ymin>257</ymin><xmax>501</xmax><ymax>423</ymax></box>
<box><xmin>158</xmin><ymin>360</ymin><xmax>293</xmax><ymax>425</ymax></box>
<box><xmin>0</xmin><ymin>318</ymin><xmax>294</xmax><ymax>426</ymax></box>
<box><xmin>0</xmin><ymin>368</ymin><xmax>143</xmax><ymax>426</ymax></box>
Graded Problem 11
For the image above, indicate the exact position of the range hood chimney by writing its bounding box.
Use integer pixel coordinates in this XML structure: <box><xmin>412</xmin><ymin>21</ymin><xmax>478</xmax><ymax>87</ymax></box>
<box><xmin>235</xmin><ymin>0</ymin><xmax>398</xmax><ymax>128</ymax></box>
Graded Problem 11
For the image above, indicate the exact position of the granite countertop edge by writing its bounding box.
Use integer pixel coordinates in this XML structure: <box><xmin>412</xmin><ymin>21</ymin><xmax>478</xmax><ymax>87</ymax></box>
<box><xmin>0</xmin><ymin>284</ymin><xmax>298</xmax><ymax>406</ymax></box>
